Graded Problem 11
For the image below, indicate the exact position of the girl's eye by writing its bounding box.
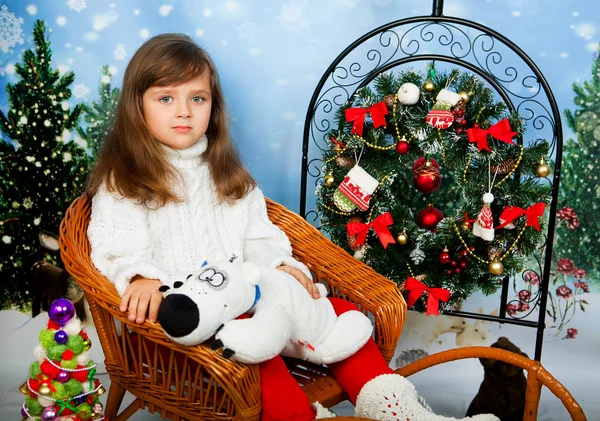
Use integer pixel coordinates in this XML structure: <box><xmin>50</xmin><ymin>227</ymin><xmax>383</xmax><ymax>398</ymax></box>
<box><xmin>191</xmin><ymin>96</ymin><xmax>204</xmax><ymax>103</ymax></box>
<box><xmin>159</xmin><ymin>96</ymin><xmax>173</xmax><ymax>103</ymax></box>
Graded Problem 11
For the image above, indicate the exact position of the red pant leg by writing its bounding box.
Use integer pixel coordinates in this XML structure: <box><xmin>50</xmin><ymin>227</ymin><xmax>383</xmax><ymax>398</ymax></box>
<box><xmin>259</xmin><ymin>355</ymin><xmax>315</xmax><ymax>421</ymax></box>
<box><xmin>327</xmin><ymin>297</ymin><xmax>393</xmax><ymax>405</ymax></box>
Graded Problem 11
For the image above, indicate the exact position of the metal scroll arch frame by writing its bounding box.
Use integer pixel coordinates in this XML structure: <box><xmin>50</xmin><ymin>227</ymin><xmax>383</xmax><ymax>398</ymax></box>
<box><xmin>299</xmin><ymin>1</ymin><xmax>562</xmax><ymax>361</ymax></box>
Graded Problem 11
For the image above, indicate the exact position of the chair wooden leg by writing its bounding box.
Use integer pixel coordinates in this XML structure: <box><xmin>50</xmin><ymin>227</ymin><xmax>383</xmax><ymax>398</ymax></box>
<box><xmin>104</xmin><ymin>382</ymin><xmax>127</xmax><ymax>420</ymax></box>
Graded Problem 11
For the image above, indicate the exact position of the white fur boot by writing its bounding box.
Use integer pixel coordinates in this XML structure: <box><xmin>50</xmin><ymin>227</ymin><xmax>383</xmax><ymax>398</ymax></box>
<box><xmin>312</xmin><ymin>402</ymin><xmax>336</xmax><ymax>419</ymax></box>
<box><xmin>354</xmin><ymin>374</ymin><xmax>500</xmax><ymax>421</ymax></box>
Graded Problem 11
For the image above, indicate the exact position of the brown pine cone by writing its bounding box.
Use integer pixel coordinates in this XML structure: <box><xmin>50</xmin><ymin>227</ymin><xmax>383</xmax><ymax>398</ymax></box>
<box><xmin>336</xmin><ymin>156</ymin><xmax>356</xmax><ymax>168</ymax></box>
<box><xmin>383</xmin><ymin>94</ymin><xmax>397</xmax><ymax>110</ymax></box>
<box><xmin>490</xmin><ymin>159</ymin><xmax>516</xmax><ymax>175</ymax></box>
<box><xmin>347</xmin><ymin>216</ymin><xmax>363</xmax><ymax>250</ymax></box>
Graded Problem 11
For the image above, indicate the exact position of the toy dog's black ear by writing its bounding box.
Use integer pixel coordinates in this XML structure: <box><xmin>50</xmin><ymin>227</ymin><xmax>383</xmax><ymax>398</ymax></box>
<box><xmin>158</xmin><ymin>285</ymin><xmax>170</xmax><ymax>293</ymax></box>
<box><xmin>186</xmin><ymin>273</ymin><xmax>193</xmax><ymax>280</ymax></box>
<box><xmin>174</xmin><ymin>281</ymin><xmax>183</xmax><ymax>288</ymax></box>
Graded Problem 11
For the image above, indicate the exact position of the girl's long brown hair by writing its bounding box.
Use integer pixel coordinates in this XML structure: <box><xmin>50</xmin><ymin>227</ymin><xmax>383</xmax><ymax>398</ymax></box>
<box><xmin>85</xmin><ymin>33</ymin><xmax>255</xmax><ymax>207</ymax></box>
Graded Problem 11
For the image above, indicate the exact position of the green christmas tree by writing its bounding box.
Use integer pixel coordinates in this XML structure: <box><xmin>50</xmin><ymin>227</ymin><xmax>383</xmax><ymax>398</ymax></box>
<box><xmin>20</xmin><ymin>299</ymin><xmax>106</xmax><ymax>421</ymax></box>
<box><xmin>553</xmin><ymin>47</ymin><xmax>600</xmax><ymax>281</ymax></box>
<box><xmin>0</xmin><ymin>20</ymin><xmax>90</xmax><ymax>310</ymax></box>
<box><xmin>77</xmin><ymin>65</ymin><xmax>120</xmax><ymax>160</ymax></box>
<box><xmin>316</xmin><ymin>67</ymin><xmax>551</xmax><ymax>313</ymax></box>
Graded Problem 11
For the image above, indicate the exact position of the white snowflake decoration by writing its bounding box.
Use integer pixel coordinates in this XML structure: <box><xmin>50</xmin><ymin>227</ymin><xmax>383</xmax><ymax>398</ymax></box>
<box><xmin>237</xmin><ymin>21</ymin><xmax>257</xmax><ymax>41</ymax></box>
<box><xmin>66</xmin><ymin>0</ymin><xmax>87</xmax><ymax>13</ymax></box>
<box><xmin>73</xmin><ymin>83</ymin><xmax>90</xmax><ymax>99</ymax></box>
<box><xmin>22</xmin><ymin>197</ymin><xmax>33</xmax><ymax>209</ymax></box>
<box><xmin>0</xmin><ymin>5</ymin><xmax>25</xmax><ymax>53</ymax></box>
<box><xmin>113</xmin><ymin>44</ymin><xmax>127</xmax><ymax>61</ymax></box>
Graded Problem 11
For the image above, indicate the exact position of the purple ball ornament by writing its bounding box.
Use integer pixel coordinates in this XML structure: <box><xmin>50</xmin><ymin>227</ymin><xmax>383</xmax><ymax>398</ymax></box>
<box><xmin>21</xmin><ymin>407</ymin><xmax>27</xmax><ymax>418</ymax></box>
<box><xmin>56</xmin><ymin>371</ymin><xmax>70</xmax><ymax>383</ymax></box>
<box><xmin>40</xmin><ymin>406</ymin><xmax>58</xmax><ymax>421</ymax></box>
<box><xmin>54</xmin><ymin>330</ymin><xmax>68</xmax><ymax>344</ymax></box>
<box><xmin>48</xmin><ymin>298</ymin><xmax>75</xmax><ymax>326</ymax></box>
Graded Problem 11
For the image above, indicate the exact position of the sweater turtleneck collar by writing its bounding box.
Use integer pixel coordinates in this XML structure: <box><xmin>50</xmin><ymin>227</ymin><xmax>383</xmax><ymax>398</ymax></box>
<box><xmin>162</xmin><ymin>135</ymin><xmax>208</xmax><ymax>169</ymax></box>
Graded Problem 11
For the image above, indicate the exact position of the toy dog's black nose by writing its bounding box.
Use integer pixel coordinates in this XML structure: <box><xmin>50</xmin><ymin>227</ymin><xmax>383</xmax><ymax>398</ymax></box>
<box><xmin>157</xmin><ymin>294</ymin><xmax>199</xmax><ymax>338</ymax></box>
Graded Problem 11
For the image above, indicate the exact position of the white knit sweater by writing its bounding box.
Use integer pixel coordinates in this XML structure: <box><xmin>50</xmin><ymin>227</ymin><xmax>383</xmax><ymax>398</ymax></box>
<box><xmin>87</xmin><ymin>136</ymin><xmax>310</xmax><ymax>296</ymax></box>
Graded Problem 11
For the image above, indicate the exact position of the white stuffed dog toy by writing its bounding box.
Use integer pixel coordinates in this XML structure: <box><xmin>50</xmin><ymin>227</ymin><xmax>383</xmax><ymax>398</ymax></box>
<box><xmin>157</xmin><ymin>249</ymin><xmax>373</xmax><ymax>364</ymax></box>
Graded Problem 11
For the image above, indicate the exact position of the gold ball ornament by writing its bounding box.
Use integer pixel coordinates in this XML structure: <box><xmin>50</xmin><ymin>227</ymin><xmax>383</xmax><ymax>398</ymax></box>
<box><xmin>324</xmin><ymin>173</ymin><xmax>335</xmax><ymax>187</ymax></box>
<box><xmin>38</xmin><ymin>384</ymin><xmax>52</xmax><ymax>395</ymax></box>
<box><xmin>536</xmin><ymin>159</ymin><xmax>551</xmax><ymax>177</ymax></box>
<box><xmin>423</xmin><ymin>80</ymin><xmax>435</xmax><ymax>92</ymax></box>
<box><xmin>96</xmin><ymin>386</ymin><xmax>106</xmax><ymax>396</ymax></box>
<box><xmin>396</xmin><ymin>232</ymin><xmax>408</xmax><ymax>246</ymax></box>
<box><xmin>83</xmin><ymin>338</ymin><xmax>92</xmax><ymax>351</ymax></box>
<box><xmin>489</xmin><ymin>260</ymin><xmax>504</xmax><ymax>275</ymax></box>
<box><xmin>20</xmin><ymin>382</ymin><xmax>29</xmax><ymax>395</ymax></box>
<box><xmin>458</xmin><ymin>91</ymin><xmax>470</xmax><ymax>102</ymax></box>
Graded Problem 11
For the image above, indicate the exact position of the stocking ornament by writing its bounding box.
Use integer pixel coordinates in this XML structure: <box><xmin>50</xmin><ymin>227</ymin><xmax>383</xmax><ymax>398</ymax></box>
<box><xmin>473</xmin><ymin>192</ymin><xmax>495</xmax><ymax>241</ymax></box>
<box><xmin>425</xmin><ymin>89</ymin><xmax>463</xmax><ymax>129</ymax></box>
<box><xmin>333</xmin><ymin>165</ymin><xmax>378</xmax><ymax>212</ymax></box>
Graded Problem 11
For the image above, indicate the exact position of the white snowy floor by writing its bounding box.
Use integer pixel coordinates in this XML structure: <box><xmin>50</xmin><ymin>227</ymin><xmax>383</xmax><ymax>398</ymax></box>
<box><xmin>2</xmin><ymin>293</ymin><xmax>598</xmax><ymax>420</ymax></box>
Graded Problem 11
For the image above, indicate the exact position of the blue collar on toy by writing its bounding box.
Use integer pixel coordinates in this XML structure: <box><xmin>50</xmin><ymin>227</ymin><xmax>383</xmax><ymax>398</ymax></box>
<box><xmin>249</xmin><ymin>285</ymin><xmax>261</xmax><ymax>311</ymax></box>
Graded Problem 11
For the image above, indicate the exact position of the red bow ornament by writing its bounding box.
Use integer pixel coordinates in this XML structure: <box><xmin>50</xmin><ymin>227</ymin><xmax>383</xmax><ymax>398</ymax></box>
<box><xmin>404</xmin><ymin>277</ymin><xmax>451</xmax><ymax>316</ymax></box>
<box><xmin>344</xmin><ymin>102</ymin><xmax>388</xmax><ymax>137</ymax></box>
<box><xmin>496</xmin><ymin>202</ymin><xmax>546</xmax><ymax>230</ymax></box>
<box><xmin>346</xmin><ymin>212</ymin><xmax>396</xmax><ymax>249</ymax></box>
<box><xmin>467</xmin><ymin>118</ymin><xmax>516</xmax><ymax>152</ymax></box>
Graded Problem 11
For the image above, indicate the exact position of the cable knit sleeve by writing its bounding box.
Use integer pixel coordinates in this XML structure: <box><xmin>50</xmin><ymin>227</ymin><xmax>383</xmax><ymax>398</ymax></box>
<box><xmin>242</xmin><ymin>187</ymin><xmax>312</xmax><ymax>279</ymax></box>
<box><xmin>87</xmin><ymin>185</ymin><xmax>168</xmax><ymax>296</ymax></box>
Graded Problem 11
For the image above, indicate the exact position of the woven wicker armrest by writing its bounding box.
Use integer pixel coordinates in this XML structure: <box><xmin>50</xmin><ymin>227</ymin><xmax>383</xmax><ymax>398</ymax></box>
<box><xmin>397</xmin><ymin>347</ymin><xmax>586</xmax><ymax>421</ymax></box>
<box><xmin>59</xmin><ymin>196</ymin><xmax>261</xmax><ymax>420</ymax></box>
<box><xmin>265</xmin><ymin>198</ymin><xmax>406</xmax><ymax>362</ymax></box>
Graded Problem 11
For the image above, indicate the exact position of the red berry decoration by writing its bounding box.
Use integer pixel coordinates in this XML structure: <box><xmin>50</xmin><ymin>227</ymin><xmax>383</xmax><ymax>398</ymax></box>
<box><xmin>413</xmin><ymin>158</ymin><xmax>442</xmax><ymax>194</ymax></box>
<box><xmin>417</xmin><ymin>204</ymin><xmax>444</xmax><ymax>231</ymax></box>
<box><xmin>455</xmin><ymin>267</ymin><xmax>462</xmax><ymax>274</ymax></box>
<box><xmin>396</xmin><ymin>139</ymin><xmax>411</xmax><ymax>155</ymax></box>
<box><xmin>438</xmin><ymin>248</ymin><xmax>451</xmax><ymax>264</ymax></box>
<box><xmin>446</xmin><ymin>269</ymin><xmax>453</xmax><ymax>275</ymax></box>
<box><xmin>450</xmin><ymin>260</ymin><xmax>457</xmax><ymax>267</ymax></box>
<box><xmin>460</xmin><ymin>261</ymin><xmax>467</xmax><ymax>269</ymax></box>
<box><xmin>456</xmin><ymin>127</ymin><xmax>463</xmax><ymax>134</ymax></box>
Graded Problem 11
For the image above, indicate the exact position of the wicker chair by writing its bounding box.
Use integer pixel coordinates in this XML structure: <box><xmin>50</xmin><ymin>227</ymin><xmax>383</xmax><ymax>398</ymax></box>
<box><xmin>59</xmin><ymin>195</ymin><xmax>406</xmax><ymax>421</ymax></box>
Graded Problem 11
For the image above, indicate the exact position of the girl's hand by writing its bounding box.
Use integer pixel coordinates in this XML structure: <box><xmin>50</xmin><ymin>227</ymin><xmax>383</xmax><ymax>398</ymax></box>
<box><xmin>120</xmin><ymin>276</ymin><xmax>163</xmax><ymax>324</ymax></box>
<box><xmin>277</xmin><ymin>265</ymin><xmax>320</xmax><ymax>299</ymax></box>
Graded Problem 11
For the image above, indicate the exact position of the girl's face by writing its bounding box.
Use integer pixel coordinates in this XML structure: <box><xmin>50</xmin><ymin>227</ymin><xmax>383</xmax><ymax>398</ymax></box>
<box><xmin>142</xmin><ymin>72</ymin><xmax>212</xmax><ymax>149</ymax></box>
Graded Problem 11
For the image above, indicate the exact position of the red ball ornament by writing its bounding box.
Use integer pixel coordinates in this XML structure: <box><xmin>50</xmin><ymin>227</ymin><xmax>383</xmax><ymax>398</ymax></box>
<box><xmin>459</xmin><ymin>249</ymin><xmax>469</xmax><ymax>259</ymax></box>
<box><xmin>396</xmin><ymin>139</ymin><xmax>411</xmax><ymax>155</ymax></box>
<box><xmin>438</xmin><ymin>248</ymin><xmax>451</xmax><ymax>264</ymax></box>
<box><xmin>417</xmin><ymin>204</ymin><xmax>444</xmax><ymax>231</ymax></box>
<box><xmin>413</xmin><ymin>160</ymin><xmax>442</xmax><ymax>194</ymax></box>
<box><xmin>455</xmin><ymin>267</ymin><xmax>462</xmax><ymax>274</ymax></box>
<box><xmin>446</xmin><ymin>269</ymin><xmax>453</xmax><ymax>275</ymax></box>
<box><xmin>460</xmin><ymin>261</ymin><xmax>467</xmax><ymax>269</ymax></box>
<box><xmin>412</xmin><ymin>156</ymin><xmax>440</xmax><ymax>171</ymax></box>
<box><xmin>456</xmin><ymin>127</ymin><xmax>463</xmax><ymax>134</ymax></box>
<box><xmin>450</xmin><ymin>260</ymin><xmax>457</xmax><ymax>267</ymax></box>
<box><xmin>473</xmin><ymin>123</ymin><xmax>480</xmax><ymax>128</ymax></box>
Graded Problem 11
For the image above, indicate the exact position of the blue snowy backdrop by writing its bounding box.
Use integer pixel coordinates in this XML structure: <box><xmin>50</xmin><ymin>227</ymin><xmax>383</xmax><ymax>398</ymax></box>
<box><xmin>1</xmin><ymin>0</ymin><xmax>598</xmax><ymax>210</ymax></box>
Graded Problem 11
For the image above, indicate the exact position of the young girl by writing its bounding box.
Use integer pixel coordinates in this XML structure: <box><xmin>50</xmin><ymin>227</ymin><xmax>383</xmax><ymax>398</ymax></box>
<box><xmin>86</xmin><ymin>34</ymin><xmax>497</xmax><ymax>421</ymax></box>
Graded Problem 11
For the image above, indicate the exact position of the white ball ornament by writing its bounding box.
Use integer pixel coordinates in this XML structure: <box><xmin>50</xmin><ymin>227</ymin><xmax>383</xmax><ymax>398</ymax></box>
<box><xmin>397</xmin><ymin>83</ymin><xmax>420</xmax><ymax>105</ymax></box>
<box><xmin>38</xmin><ymin>396</ymin><xmax>54</xmax><ymax>407</ymax></box>
<box><xmin>34</xmin><ymin>344</ymin><xmax>46</xmax><ymax>363</ymax></box>
<box><xmin>62</xmin><ymin>317</ymin><xmax>82</xmax><ymax>336</ymax></box>
<box><xmin>77</xmin><ymin>351</ymin><xmax>91</xmax><ymax>366</ymax></box>
<box><xmin>483</xmin><ymin>192</ymin><xmax>495</xmax><ymax>204</ymax></box>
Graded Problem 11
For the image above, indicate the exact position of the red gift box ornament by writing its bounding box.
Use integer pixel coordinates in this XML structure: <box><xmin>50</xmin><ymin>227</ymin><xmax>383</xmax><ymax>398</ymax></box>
<box><xmin>404</xmin><ymin>277</ymin><xmax>451</xmax><ymax>316</ymax></box>
<box><xmin>344</xmin><ymin>101</ymin><xmax>388</xmax><ymax>137</ymax></box>
<box><xmin>467</xmin><ymin>118</ymin><xmax>516</xmax><ymax>152</ymax></box>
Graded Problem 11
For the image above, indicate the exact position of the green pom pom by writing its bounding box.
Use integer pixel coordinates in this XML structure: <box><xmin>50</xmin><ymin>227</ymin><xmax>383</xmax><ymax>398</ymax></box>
<box><xmin>46</xmin><ymin>343</ymin><xmax>67</xmax><ymax>361</ymax></box>
<box><xmin>86</xmin><ymin>360</ymin><xmax>95</xmax><ymax>368</ymax></box>
<box><xmin>76</xmin><ymin>403</ymin><xmax>92</xmax><ymax>418</ymax></box>
<box><xmin>39</xmin><ymin>329</ymin><xmax>55</xmax><ymax>349</ymax></box>
<box><xmin>50</xmin><ymin>381</ymin><xmax>67</xmax><ymax>400</ymax></box>
<box><xmin>61</xmin><ymin>358</ymin><xmax>78</xmax><ymax>370</ymax></box>
<box><xmin>66</xmin><ymin>334</ymin><xmax>85</xmax><ymax>355</ymax></box>
<box><xmin>29</xmin><ymin>361</ymin><xmax>41</xmax><ymax>378</ymax></box>
<box><xmin>64</xmin><ymin>378</ymin><xmax>83</xmax><ymax>396</ymax></box>
<box><xmin>25</xmin><ymin>397</ymin><xmax>43</xmax><ymax>416</ymax></box>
